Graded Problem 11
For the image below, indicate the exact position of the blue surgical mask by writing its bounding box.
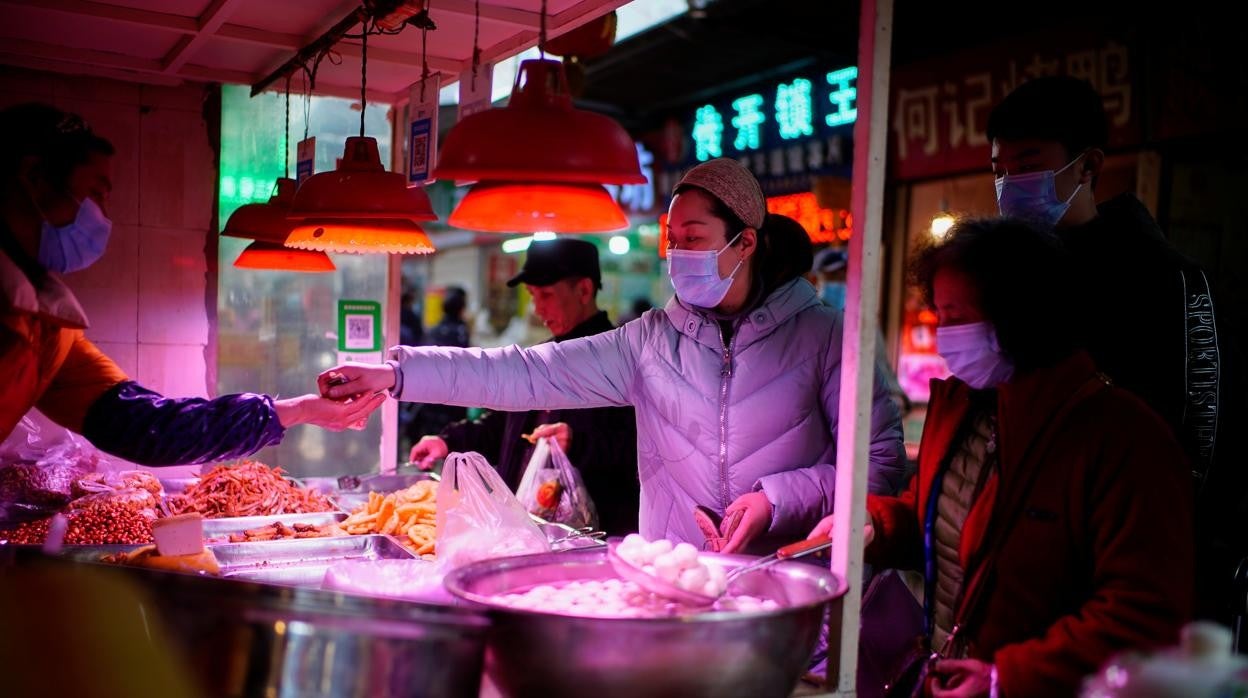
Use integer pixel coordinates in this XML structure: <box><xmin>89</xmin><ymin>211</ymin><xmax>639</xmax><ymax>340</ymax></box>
<box><xmin>936</xmin><ymin>321</ymin><xmax>1015</xmax><ymax>389</ymax></box>
<box><xmin>667</xmin><ymin>232</ymin><xmax>744</xmax><ymax>308</ymax></box>
<box><xmin>37</xmin><ymin>197</ymin><xmax>112</xmax><ymax>273</ymax></box>
<box><xmin>819</xmin><ymin>281</ymin><xmax>847</xmax><ymax>311</ymax></box>
<box><xmin>994</xmin><ymin>154</ymin><xmax>1084</xmax><ymax>229</ymax></box>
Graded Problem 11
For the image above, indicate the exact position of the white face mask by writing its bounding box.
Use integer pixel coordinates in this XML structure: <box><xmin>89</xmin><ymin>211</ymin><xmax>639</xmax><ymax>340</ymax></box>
<box><xmin>994</xmin><ymin>153</ymin><xmax>1085</xmax><ymax>229</ymax></box>
<box><xmin>936</xmin><ymin>321</ymin><xmax>1015</xmax><ymax>389</ymax></box>
<box><xmin>666</xmin><ymin>231</ymin><xmax>744</xmax><ymax>308</ymax></box>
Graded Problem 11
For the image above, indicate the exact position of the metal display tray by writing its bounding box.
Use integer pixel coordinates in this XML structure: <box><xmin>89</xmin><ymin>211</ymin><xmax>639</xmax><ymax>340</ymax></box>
<box><xmin>211</xmin><ymin>534</ymin><xmax>416</xmax><ymax>587</ymax></box>
<box><xmin>201</xmin><ymin>511</ymin><xmax>348</xmax><ymax>539</ymax></box>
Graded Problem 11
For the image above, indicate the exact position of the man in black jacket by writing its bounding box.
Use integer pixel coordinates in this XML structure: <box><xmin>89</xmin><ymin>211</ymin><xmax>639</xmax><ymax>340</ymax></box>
<box><xmin>409</xmin><ymin>239</ymin><xmax>640</xmax><ymax>535</ymax></box>
<box><xmin>988</xmin><ymin>76</ymin><xmax>1245</xmax><ymax>624</ymax></box>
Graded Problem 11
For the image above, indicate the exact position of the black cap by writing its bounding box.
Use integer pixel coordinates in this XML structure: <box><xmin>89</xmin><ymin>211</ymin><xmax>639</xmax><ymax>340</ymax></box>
<box><xmin>507</xmin><ymin>238</ymin><xmax>602</xmax><ymax>289</ymax></box>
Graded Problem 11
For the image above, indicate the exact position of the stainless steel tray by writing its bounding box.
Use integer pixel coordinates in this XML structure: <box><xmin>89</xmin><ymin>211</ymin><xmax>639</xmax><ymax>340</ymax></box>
<box><xmin>201</xmin><ymin>511</ymin><xmax>347</xmax><ymax>540</ymax></box>
<box><xmin>211</xmin><ymin>534</ymin><xmax>415</xmax><ymax>587</ymax></box>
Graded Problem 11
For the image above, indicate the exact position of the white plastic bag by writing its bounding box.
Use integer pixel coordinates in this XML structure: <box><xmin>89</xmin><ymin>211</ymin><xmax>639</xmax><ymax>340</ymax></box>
<box><xmin>435</xmin><ymin>451</ymin><xmax>549</xmax><ymax>571</ymax></box>
<box><xmin>515</xmin><ymin>437</ymin><xmax>598</xmax><ymax>530</ymax></box>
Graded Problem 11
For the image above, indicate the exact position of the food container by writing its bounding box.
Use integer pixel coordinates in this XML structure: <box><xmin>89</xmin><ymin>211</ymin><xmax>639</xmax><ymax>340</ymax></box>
<box><xmin>445</xmin><ymin>548</ymin><xmax>846</xmax><ymax>698</ymax></box>
<box><xmin>332</xmin><ymin>473</ymin><xmax>439</xmax><ymax>513</ymax></box>
<box><xmin>2</xmin><ymin>549</ymin><xmax>489</xmax><ymax>698</ymax></box>
<box><xmin>201</xmin><ymin>511</ymin><xmax>348</xmax><ymax>540</ymax></box>
<box><xmin>212</xmin><ymin>534</ymin><xmax>416</xmax><ymax>586</ymax></box>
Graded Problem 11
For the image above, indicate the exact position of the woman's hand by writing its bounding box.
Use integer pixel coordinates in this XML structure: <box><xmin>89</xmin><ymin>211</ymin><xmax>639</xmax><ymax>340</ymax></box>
<box><xmin>929</xmin><ymin>659</ymin><xmax>993</xmax><ymax>698</ymax></box>
<box><xmin>318</xmin><ymin>363</ymin><xmax>396</xmax><ymax>400</ymax></box>
<box><xmin>274</xmin><ymin>393</ymin><xmax>386</xmax><ymax>432</ymax></box>
<box><xmin>524</xmin><ymin>422</ymin><xmax>571</xmax><ymax>453</ymax></box>
<box><xmin>807</xmin><ymin>515</ymin><xmax>875</xmax><ymax>546</ymax></box>
<box><xmin>719</xmin><ymin>491</ymin><xmax>773</xmax><ymax>554</ymax></box>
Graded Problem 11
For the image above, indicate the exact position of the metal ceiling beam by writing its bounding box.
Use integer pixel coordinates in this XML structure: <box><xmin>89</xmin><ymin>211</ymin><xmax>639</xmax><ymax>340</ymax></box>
<box><xmin>0</xmin><ymin>51</ymin><xmax>184</xmax><ymax>86</ymax></box>
<box><xmin>433</xmin><ymin>0</ymin><xmax>542</xmax><ymax>29</ymax></box>
<box><xmin>333</xmin><ymin>41</ymin><xmax>466</xmax><ymax>74</ymax></box>
<box><xmin>0</xmin><ymin>0</ymin><xmax>198</xmax><ymax>33</ymax></box>
<box><xmin>477</xmin><ymin>0</ymin><xmax>633</xmax><ymax>66</ymax></box>
<box><xmin>161</xmin><ymin>0</ymin><xmax>246</xmax><ymax>74</ymax></box>
<box><xmin>0</xmin><ymin>37</ymin><xmax>257</xmax><ymax>85</ymax></box>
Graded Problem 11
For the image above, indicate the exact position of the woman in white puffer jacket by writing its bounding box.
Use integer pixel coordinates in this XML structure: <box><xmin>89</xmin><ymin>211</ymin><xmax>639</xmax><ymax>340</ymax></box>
<box><xmin>322</xmin><ymin>159</ymin><xmax>907</xmax><ymax>554</ymax></box>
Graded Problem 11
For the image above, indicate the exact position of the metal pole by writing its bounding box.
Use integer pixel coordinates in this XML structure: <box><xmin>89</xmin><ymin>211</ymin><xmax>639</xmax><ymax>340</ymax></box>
<box><xmin>827</xmin><ymin>0</ymin><xmax>894</xmax><ymax>693</ymax></box>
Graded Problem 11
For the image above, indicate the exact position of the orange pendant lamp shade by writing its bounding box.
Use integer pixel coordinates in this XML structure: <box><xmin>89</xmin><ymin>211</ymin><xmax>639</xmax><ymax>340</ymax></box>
<box><xmin>434</xmin><ymin>59</ymin><xmax>645</xmax><ymax>185</ymax></box>
<box><xmin>449</xmin><ymin>181</ymin><xmax>628</xmax><ymax>233</ymax></box>
<box><xmin>286</xmin><ymin>219</ymin><xmax>436</xmax><ymax>255</ymax></box>
<box><xmin>222</xmin><ymin>177</ymin><xmax>335</xmax><ymax>272</ymax></box>
<box><xmin>234</xmin><ymin>241</ymin><xmax>337</xmax><ymax>272</ymax></box>
<box><xmin>286</xmin><ymin>136</ymin><xmax>437</xmax><ymax>254</ymax></box>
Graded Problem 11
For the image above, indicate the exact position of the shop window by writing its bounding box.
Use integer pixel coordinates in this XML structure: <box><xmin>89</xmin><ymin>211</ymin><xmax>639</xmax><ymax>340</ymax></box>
<box><xmin>216</xmin><ymin>85</ymin><xmax>393</xmax><ymax>476</ymax></box>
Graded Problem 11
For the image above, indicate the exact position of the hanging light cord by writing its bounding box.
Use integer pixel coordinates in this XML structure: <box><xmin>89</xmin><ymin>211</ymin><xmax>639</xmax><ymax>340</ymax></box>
<box><xmin>283</xmin><ymin>75</ymin><xmax>291</xmax><ymax>180</ymax></box>
<box><xmin>420</xmin><ymin>2</ymin><xmax>431</xmax><ymax>101</ymax></box>
<box><xmin>539</xmin><ymin>0</ymin><xmax>547</xmax><ymax>58</ymax></box>
<box><xmin>471</xmin><ymin>0</ymin><xmax>481</xmax><ymax>90</ymax></box>
<box><xmin>302</xmin><ymin>67</ymin><xmax>312</xmax><ymax>141</ymax></box>
<box><xmin>359</xmin><ymin>24</ymin><xmax>368</xmax><ymax>137</ymax></box>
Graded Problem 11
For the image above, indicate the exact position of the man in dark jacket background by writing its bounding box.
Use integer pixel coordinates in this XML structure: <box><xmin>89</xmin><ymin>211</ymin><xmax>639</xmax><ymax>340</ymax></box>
<box><xmin>409</xmin><ymin>239</ymin><xmax>640</xmax><ymax>535</ymax></box>
<box><xmin>988</xmin><ymin>76</ymin><xmax>1245</xmax><ymax>624</ymax></box>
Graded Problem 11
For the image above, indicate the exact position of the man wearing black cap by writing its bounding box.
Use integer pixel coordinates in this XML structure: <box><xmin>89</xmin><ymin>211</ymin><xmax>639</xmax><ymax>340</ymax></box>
<box><xmin>409</xmin><ymin>238</ymin><xmax>640</xmax><ymax>535</ymax></box>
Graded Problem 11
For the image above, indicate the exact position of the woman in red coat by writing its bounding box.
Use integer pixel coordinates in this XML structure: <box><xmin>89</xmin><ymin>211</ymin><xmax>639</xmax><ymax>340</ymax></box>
<box><xmin>811</xmin><ymin>218</ymin><xmax>1194</xmax><ymax>697</ymax></box>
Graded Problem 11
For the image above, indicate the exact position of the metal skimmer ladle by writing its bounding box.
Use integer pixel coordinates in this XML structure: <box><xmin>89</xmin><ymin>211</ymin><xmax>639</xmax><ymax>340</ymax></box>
<box><xmin>609</xmin><ymin>536</ymin><xmax>833</xmax><ymax>606</ymax></box>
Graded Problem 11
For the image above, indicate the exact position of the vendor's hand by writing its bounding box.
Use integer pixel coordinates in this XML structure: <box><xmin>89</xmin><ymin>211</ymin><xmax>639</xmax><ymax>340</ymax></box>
<box><xmin>719</xmin><ymin>491</ymin><xmax>773</xmax><ymax>554</ymax></box>
<box><xmin>318</xmin><ymin>362</ymin><xmax>396</xmax><ymax>401</ymax></box>
<box><xmin>929</xmin><ymin>659</ymin><xmax>993</xmax><ymax>698</ymax></box>
<box><xmin>409</xmin><ymin>436</ymin><xmax>449</xmax><ymax>470</ymax></box>
<box><xmin>525</xmin><ymin>422</ymin><xmax>571</xmax><ymax>453</ymax></box>
<box><xmin>807</xmin><ymin>515</ymin><xmax>875</xmax><ymax>547</ymax></box>
<box><xmin>274</xmin><ymin>393</ymin><xmax>386</xmax><ymax>432</ymax></box>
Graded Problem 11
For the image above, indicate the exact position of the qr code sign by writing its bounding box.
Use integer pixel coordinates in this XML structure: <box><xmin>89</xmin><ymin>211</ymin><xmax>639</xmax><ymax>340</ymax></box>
<box><xmin>345</xmin><ymin>315</ymin><xmax>374</xmax><ymax>349</ymax></box>
<box><xmin>410</xmin><ymin>133</ymin><xmax>429</xmax><ymax>176</ymax></box>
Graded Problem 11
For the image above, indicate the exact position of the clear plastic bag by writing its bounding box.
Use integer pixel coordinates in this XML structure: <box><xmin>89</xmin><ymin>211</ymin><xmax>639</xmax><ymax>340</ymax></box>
<box><xmin>515</xmin><ymin>437</ymin><xmax>598</xmax><ymax>530</ymax></box>
<box><xmin>435</xmin><ymin>451</ymin><xmax>550</xmax><ymax>571</ymax></box>
<box><xmin>322</xmin><ymin>559</ymin><xmax>458</xmax><ymax>605</ymax></box>
<box><xmin>0</xmin><ymin>417</ymin><xmax>106</xmax><ymax>524</ymax></box>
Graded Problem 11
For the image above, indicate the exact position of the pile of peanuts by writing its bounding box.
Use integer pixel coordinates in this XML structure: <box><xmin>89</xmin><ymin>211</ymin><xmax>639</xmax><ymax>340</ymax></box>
<box><xmin>64</xmin><ymin>499</ymin><xmax>154</xmax><ymax>545</ymax></box>
<box><xmin>1</xmin><ymin>517</ymin><xmax>53</xmax><ymax>545</ymax></box>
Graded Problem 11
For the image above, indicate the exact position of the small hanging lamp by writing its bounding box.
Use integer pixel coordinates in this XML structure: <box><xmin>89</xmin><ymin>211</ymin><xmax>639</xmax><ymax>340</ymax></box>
<box><xmin>448</xmin><ymin>180</ymin><xmax>628</xmax><ymax>232</ymax></box>
<box><xmin>222</xmin><ymin>79</ymin><xmax>335</xmax><ymax>272</ymax></box>
<box><xmin>434</xmin><ymin>1</ymin><xmax>642</xmax><ymax>233</ymax></box>
<box><xmin>285</xmin><ymin>22</ymin><xmax>438</xmax><ymax>254</ymax></box>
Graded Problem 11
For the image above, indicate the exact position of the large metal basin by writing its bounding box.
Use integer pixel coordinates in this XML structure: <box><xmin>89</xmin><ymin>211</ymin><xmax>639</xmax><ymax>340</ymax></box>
<box><xmin>1</xmin><ymin>548</ymin><xmax>489</xmax><ymax>698</ymax></box>
<box><xmin>445</xmin><ymin>548</ymin><xmax>846</xmax><ymax>698</ymax></box>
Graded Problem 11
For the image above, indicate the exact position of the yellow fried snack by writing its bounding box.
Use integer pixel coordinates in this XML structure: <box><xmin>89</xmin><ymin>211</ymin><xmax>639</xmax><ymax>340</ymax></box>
<box><xmin>340</xmin><ymin>482</ymin><xmax>440</xmax><ymax>557</ymax></box>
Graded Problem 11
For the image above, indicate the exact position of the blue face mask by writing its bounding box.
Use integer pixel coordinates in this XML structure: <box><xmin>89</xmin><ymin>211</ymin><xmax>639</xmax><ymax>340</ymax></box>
<box><xmin>37</xmin><ymin>197</ymin><xmax>112</xmax><ymax>273</ymax></box>
<box><xmin>819</xmin><ymin>282</ymin><xmax>847</xmax><ymax>311</ymax></box>
<box><xmin>667</xmin><ymin>232</ymin><xmax>744</xmax><ymax>309</ymax></box>
<box><xmin>994</xmin><ymin>154</ymin><xmax>1084</xmax><ymax>230</ymax></box>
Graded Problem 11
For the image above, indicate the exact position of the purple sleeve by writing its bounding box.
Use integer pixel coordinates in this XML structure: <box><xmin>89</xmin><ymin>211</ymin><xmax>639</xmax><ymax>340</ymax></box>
<box><xmin>81</xmin><ymin>381</ymin><xmax>285</xmax><ymax>466</ymax></box>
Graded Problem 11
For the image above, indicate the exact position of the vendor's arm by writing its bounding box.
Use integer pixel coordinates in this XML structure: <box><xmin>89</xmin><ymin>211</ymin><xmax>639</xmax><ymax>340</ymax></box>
<box><xmin>40</xmin><ymin>334</ymin><xmax>382</xmax><ymax>465</ymax></box>
<box><xmin>79</xmin><ymin>383</ymin><xmax>384</xmax><ymax>466</ymax></box>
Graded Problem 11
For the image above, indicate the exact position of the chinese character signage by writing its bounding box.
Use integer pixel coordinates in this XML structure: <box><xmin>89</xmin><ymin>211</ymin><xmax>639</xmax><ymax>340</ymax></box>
<box><xmin>671</xmin><ymin>65</ymin><xmax>860</xmax><ymax>197</ymax></box>
<box><xmin>890</xmin><ymin>33</ymin><xmax>1138</xmax><ymax>180</ymax></box>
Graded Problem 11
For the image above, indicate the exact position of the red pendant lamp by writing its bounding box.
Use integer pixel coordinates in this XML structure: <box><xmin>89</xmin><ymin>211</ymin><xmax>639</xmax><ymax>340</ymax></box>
<box><xmin>285</xmin><ymin>136</ymin><xmax>437</xmax><ymax>254</ymax></box>
<box><xmin>224</xmin><ymin>179</ymin><xmax>337</xmax><ymax>273</ymax></box>
<box><xmin>284</xmin><ymin>26</ymin><xmax>438</xmax><ymax>255</ymax></box>
<box><xmin>434</xmin><ymin>58</ymin><xmax>643</xmax><ymax>233</ymax></box>
<box><xmin>222</xmin><ymin>77</ymin><xmax>335</xmax><ymax>272</ymax></box>
<box><xmin>448</xmin><ymin>181</ymin><xmax>627</xmax><ymax>232</ymax></box>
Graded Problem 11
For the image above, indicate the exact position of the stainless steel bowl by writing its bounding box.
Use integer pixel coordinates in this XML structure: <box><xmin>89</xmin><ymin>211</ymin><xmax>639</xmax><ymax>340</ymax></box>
<box><xmin>445</xmin><ymin>549</ymin><xmax>846</xmax><ymax>698</ymax></box>
<box><xmin>3</xmin><ymin>549</ymin><xmax>489</xmax><ymax>698</ymax></box>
